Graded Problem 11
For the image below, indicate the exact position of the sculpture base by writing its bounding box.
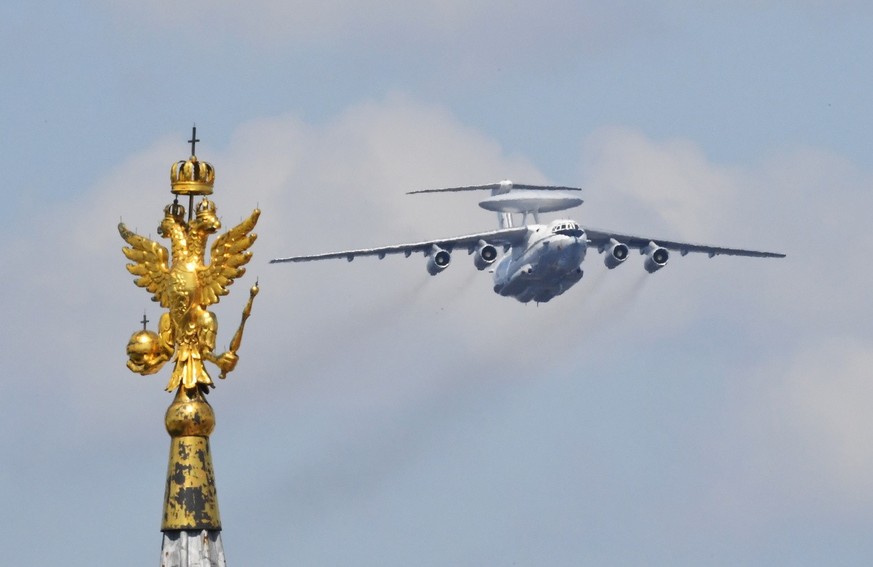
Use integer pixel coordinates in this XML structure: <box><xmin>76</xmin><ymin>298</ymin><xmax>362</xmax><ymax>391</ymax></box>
<box><xmin>161</xmin><ymin>530</ymin><xmax>226</xmax><ymax>567</ymax></box>
<box><xmin>162</xmin><ymin>388</ymin><xmax>221</xmax><ymax>530</ymax></box>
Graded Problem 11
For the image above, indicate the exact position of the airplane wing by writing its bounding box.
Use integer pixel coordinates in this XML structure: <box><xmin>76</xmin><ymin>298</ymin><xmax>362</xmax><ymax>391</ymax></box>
<box><xmin>584</xmin><ymin>228</ymin><xmax>786</xmax><ymax>258</ymax></box>
<box><xmin>270</xmin><ymin>226</ymin><xmax>529</xmax><ymax>263</ymax></box>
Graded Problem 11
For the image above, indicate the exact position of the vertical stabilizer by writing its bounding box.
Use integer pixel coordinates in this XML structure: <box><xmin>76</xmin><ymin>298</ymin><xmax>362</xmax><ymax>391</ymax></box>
<box><xmin>492</xmin><ymin>182</ymin><xmax>514</xmax><ymax>229</ymax></box>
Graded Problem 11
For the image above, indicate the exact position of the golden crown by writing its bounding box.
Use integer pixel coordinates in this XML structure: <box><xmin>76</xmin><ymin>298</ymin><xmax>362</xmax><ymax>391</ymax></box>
<box><xmin>164</xmin><ymin>199</ymin><xmax>186</xmax><ymax>219</ymax></box>
<box><xmin>170</xmin><ymin>155</ymin><xmax>215</xmax><ymax>196</ymax></box>
<box><xmin>196</xmin><ymin>197</ymin><xmax>216</xmax><ymax>215</ymax></box>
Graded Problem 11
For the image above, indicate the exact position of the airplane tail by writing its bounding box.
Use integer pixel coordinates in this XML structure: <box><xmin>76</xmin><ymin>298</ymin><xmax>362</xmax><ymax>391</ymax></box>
<box><xmin>490</xmin><ymin>184</ymin><xmax>514</xmax><ymax>228</ymax></box>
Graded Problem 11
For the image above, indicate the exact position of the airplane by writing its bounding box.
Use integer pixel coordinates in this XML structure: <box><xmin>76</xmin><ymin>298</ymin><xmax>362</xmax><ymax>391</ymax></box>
<box><xmin>270</xmin><ymin>180</ymin><xmax>785</xmax><ymax>304</ymax></box>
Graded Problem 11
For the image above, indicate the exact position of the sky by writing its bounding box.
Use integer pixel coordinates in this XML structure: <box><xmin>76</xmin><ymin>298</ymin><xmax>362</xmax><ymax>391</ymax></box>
<box><xmin>2</xmin><ymin>1</ymin><xmax>873</xmax><ymax>565</ymax></box>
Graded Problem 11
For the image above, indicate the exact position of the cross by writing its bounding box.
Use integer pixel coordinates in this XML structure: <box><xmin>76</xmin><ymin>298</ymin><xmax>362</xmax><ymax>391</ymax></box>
<box><xmin>188</xmin><ymin>125</ymin><xmax>199</xmax><ymax>156</ymax></box>
<box><xmin>141</xmin><ymin>312</ymin><xmax>149</xmax><ymax>330</ymax></box>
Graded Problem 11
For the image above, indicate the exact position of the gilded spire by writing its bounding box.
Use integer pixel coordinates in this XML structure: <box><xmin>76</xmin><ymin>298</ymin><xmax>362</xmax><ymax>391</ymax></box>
<box><xmin>118</xmin><ymin>131</ymin><xmax>260</xmax><ymax>562</ymax></box>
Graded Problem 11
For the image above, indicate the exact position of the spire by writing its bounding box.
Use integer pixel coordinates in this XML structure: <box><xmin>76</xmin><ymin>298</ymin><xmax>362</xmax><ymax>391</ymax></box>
<box><xmin>119</xmin><ymin>130</ymin><xmax>261</xmax><ymax>566</ymax></box>
<box><xmin>162</xmin><ymin>386</ymin><xmax>221</xmax><ymax>531</ymax></box>
<box><xmin>159</xmin><ymin>387</ymin><xmax>225</xmax><ymax>567</ymax></box>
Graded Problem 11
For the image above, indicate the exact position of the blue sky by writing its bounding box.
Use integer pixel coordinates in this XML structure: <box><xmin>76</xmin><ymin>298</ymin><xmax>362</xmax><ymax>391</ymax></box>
<box><xmin>2</xmin><ymin>1</ymin><xmax>873</xmax><ymax>565</ymax></box>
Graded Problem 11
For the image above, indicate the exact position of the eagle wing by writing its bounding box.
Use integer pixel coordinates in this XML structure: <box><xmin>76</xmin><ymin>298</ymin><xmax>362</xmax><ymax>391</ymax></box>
<box><xmin>118</xmin><ymin>222</ymin><xmax>173</xmax><ymax>307</ymax></box>
<box><xmin>199</xmin><ymin>209</ymin><xmax>260</xmax><ymax>306</ymax></box>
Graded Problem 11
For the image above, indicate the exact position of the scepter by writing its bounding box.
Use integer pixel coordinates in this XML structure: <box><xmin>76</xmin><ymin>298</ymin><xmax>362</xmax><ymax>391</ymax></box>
<box><xmin>219</xmin><ymin>280</ymin><xmax>259</xmax><ymax>380</ymax></box>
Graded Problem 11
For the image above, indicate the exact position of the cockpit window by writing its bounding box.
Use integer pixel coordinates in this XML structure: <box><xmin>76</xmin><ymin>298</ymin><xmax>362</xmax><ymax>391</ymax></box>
<box><xmin>554</xmin><ymin>222</ymin><xmax>583</xmax><ymax>238</ymax></box>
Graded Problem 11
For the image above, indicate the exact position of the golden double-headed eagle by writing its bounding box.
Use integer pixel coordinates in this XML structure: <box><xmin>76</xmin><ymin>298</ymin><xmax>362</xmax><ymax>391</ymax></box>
<box><xmin>120</xmin><ymin>197</ymin><xmax>259</xmax><ymax>393</ymax></box>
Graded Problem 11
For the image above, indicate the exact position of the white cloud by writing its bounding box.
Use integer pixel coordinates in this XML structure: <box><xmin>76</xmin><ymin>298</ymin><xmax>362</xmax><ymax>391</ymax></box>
<box><xmin>581</xmin><ymin>126</ymin><xmax>740</xmax><ymax>240</ymax></box>
<box><xmin>757</xmin><ymin>338</ymin><xmax>873</xmax><ymax>504</ymax></box>
<box><xmin>18</xmin><ymin>98</ymin><xmax>862</xmax><ymax>431</ymax></box>
<box><xmin>5</xmin><ymin>93</ymin><xmax>872</xmax><ymax>563</ymax></box>
<box><xmin>580</xmin><ymin>128</ymin><xmax>873</xmax><ymax>340</ymax></box>
<box><xmin>699</xmin><ymin>337</ymin><xmax>873</xmax><ymax>542</ymax></box>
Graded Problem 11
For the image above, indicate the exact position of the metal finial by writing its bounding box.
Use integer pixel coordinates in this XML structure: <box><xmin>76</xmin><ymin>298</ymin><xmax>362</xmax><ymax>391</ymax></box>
<box><xmin>141</xmin><ymin>312</ymin><xmax>149</xmax><ymax>330</ymax></box>
<box><xmin>188</xmin><ymin>125</ymin><xmax>200</xmax><ymax>157</ymax></box>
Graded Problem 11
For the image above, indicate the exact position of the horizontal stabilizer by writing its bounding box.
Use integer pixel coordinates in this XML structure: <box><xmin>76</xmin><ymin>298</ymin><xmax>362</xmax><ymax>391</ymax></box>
<box><xmin>407</xmin><ymin>179</ymin><xmax>581</xmax><ymax>195</ymax></box>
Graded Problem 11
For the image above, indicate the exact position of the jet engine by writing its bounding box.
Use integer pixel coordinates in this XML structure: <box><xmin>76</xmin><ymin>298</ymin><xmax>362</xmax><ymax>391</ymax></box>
<box><xmin>473</xmin><ymin>240</ymin><xmax>498</xmax><ymax>270</ymax></box>
<box><xmin>427</xmin><ymin>245</ymin><xmax>451</xmax><ymax>275</ymax></box>
<box><xmin>643</xmin><ymin>242</ymin><xmax>669</xmax><ymax>273</ymax></box>
<box><xmin>603</xmin><ymin>238</ymin><xmax>629</xmax><ymax>269</ymax></box>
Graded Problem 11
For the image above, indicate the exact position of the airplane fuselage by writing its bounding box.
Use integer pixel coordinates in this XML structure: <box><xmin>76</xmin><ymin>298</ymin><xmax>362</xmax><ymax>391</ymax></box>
<box><xmin>492</xmin><ymin>220</ymin><xmax>587</xmax><ymax>303</ymax></box>
<box><xmin>270</xmin><ymin>182</ymin><xmax>785</xmax><ymax>302</ymax></box>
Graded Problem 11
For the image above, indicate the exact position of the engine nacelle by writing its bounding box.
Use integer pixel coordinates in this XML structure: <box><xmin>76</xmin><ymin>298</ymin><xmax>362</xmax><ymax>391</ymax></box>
<box><xmin>643</xmin><ymin>242</ymin><xmax>669</xmax><ymax>273</ymax></box>
<box><xmin>603</xmin><ymin>238</ymin><xmax>629</xmax><ymax>269</ymax></box>
<box><xmin>473</xmin><ymin>240</ymin><xmax>498</xmax><ymax>271</ymax></box>
<box><xmin>426</xmin><ymin>245</ymin><xmax>451</xmax><ymax>275</ymax></box>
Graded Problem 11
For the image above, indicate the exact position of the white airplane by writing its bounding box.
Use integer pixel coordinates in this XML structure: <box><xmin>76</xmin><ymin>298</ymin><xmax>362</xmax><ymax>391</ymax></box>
<box><xmin>270</xmin><ymin>180</ymin><xmax>785</xmax><ymax>304</ymax></box>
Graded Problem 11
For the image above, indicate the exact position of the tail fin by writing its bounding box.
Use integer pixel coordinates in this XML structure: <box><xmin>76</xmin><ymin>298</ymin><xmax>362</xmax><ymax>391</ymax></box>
<box><xmin>407</xmin><ymin>180</ymin><xmax>581</xmax><ymax>195</ymax></box>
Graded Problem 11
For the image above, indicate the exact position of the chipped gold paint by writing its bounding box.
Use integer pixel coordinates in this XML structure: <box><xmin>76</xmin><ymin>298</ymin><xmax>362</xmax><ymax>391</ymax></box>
<box><xmin>118</xmin><ymin>138</ymin><xmax>260</xmax><ymax>532</ymax></box>
<box><xmin>162</xmin><ymin>386</ymin><xmax>221</xmax><ymax>530</ymax></box>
